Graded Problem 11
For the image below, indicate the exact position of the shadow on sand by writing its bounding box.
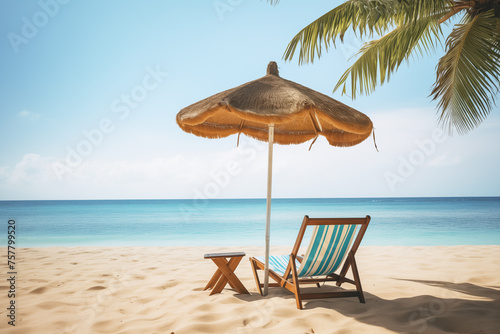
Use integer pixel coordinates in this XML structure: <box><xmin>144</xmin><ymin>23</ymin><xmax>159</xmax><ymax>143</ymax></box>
<box><xmin>234</xmin><ymin>279</ymin><xmax>500</xmax><ymax>334</ymax></box>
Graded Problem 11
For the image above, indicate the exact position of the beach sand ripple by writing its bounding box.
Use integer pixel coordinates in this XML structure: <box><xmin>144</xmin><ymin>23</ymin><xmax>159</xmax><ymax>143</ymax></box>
<box><xmin>0</xmin><ymin>246</ymin><xmax>499</xmax><ymax>333</ymax></box>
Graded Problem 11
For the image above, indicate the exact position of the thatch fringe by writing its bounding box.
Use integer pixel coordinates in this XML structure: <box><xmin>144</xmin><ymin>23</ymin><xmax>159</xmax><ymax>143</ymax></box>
<box><xmin>176</xmin><ymin>61</ymin><xmax>373</xmax><ymax>148</ymax></box>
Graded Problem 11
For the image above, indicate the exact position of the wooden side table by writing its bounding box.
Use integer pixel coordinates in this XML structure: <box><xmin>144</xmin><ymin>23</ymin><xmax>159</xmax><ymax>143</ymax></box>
<box><xmin>204</xmin><ymin>252</ymin><xmax>249</xmax><ymax>295</ymax></box>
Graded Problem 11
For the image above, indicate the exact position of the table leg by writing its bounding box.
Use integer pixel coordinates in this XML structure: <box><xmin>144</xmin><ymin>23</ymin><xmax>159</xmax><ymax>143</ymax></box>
<box><xmin>204</xmin><ymin>266</ymin><xmax>224</xmax><ymax>291</ymax></box>
<box><xmin>204</xmin><ymin>257</ymin><xmax>239</xmax><ymax>293</ymax></box>
<box><xmin>210</xmin><ymin>256</ymin><xmax>249</xmax><ymax>295</ymax></box>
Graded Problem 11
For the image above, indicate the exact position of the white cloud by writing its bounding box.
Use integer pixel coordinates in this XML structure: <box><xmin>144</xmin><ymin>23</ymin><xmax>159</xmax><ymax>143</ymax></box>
<box><xmin>426</xmin><ymin>154</ymin><xmax>462</xmax><ymax>167</ymax></box>
<box><xmin>0</xmin><ymin>166</ymin><xmax>9</xmax><ymax>180</ymax></box>
<box><xmin>1</xmin><ymin>106</ymin><xmax>499</xmax><ymax>200</ymax></box>
<box><xmin>1</xmin><ymin>153</ymin><xmax>213</xmax><ymax>199</ymax></box>
<box><xmin>68</xmin><ymin>155</ymin><xmax>204</xmax><ymax>184</ymax></box>
<box><xmin>8</xmin><ymin>154</ymin><xmax>56</xmax><ymax>183</ymax></box>
<box><xmin>18</xmin><ymin>110</ymin><xmax>41</xmax><ymax>121</ymax></box>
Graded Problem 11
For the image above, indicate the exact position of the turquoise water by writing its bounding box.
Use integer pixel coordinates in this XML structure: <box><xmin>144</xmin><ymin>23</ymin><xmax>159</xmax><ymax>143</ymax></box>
<box><xmin>1</xmin><ymin>197</ymin><xmax>499</xmax><ymax>247</ymax></box>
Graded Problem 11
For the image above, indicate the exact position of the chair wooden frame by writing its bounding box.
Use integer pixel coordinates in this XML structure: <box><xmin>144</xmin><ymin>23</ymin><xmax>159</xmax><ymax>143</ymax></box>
<box><xmin>249</xmin><ymin>215</ymin><xmax>370</xmax><ymax>309</ymax></box>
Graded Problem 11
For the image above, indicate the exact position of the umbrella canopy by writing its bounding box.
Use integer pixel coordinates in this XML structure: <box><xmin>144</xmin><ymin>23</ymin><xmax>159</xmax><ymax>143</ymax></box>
<box><xmin>177</xmin><ymin>61</ymin><xmax>373</xmax><ymax>295</ymax></box>
<box><xmin>177</xmin><ymin>61</ymin><xmax>373</xmax><ymax>148</ymax></box>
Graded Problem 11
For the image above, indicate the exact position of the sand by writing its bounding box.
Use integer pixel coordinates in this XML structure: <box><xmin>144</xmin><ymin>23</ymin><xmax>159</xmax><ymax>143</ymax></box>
<box><xmin>1</xmin><ymin>246</ymin><xmax>499</xmax><ymax>334</ymax></box>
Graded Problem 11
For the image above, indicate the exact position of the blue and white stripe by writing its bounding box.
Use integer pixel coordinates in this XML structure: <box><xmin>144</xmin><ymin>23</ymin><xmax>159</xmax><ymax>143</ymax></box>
<box><xmin>297</xmin><ymin>224</ymin><xmax>357</xmax><ymax>277</ymax></box>
<box><xmin>257</xmin><ymin>224</ymin><xmax>357</xmax><ymax>278</ymax></box>
<box><xmin>255</xmin><ymin>255</ymin><xmax>299</xmax><ymax>276</ymax></box>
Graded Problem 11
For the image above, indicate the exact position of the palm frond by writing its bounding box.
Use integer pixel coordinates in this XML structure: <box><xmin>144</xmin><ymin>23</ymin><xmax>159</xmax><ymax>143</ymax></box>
<box><xmin>431</xmin><ymin>10</ymin><xmax>500</xmax><ymax>134</ymax></box>
<box><xmin>334</xmin><ymin>13</ymin><xmax>444</xmax><ymax>98</ymax></box>
<box><xmin>283</xmin><ymin>0</ymin><xmax>402</xmax><ymax>64</ymax></box>
<box><xmin>283</xmin><ymin>0</ymin><xmax>451</xmax><ymax>64</ymax></box>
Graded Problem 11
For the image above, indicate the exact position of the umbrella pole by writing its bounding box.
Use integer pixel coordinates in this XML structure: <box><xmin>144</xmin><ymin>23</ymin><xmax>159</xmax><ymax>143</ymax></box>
<box><xmin>264</xmin><ymin>124</ymin><xmax>274</xmax><ymax>296</ymax></box>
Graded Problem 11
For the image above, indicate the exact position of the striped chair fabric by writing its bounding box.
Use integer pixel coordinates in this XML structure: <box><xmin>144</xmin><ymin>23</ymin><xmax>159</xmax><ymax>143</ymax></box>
<box><xmin>257</xmin><ymin>224</ymin><xmax>358</xmax><ymax>277</ymax></box>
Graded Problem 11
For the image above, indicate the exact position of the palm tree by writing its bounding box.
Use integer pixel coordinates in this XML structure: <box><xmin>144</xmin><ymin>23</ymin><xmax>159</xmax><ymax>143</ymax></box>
<box><xmin>278</xmin><ymin>0</ymin><xmax>500</xmax><ymax>134</ymax></box>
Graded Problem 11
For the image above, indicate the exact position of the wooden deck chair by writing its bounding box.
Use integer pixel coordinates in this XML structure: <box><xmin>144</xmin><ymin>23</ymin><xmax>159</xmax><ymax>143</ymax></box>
<box><xmin>249</xmin><ymin>215</ymin><xmax>370</xmax><ymax>309</ymax></box>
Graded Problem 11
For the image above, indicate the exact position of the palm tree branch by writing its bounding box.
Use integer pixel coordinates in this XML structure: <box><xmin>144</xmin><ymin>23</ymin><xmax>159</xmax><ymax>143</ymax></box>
<box><xmin>334</xmin><ymin>13</ymin><xmax>444</xmax><ymax>98</ymax></box>
<box><xmin>283</xmin><ymin>0</ymin><xmax>451</xmax><ymax>64</ymax></box>
<box><xmin>431</xmin><ymin>9</ymin><xmax>500</xmax><ymax>134</ymax></box>
<box><xmin>283</xmin><ymin>0</ymin><xmax>405</xmax><ymax>64</ymax></box>
<box><xmin>438</xmin><ymin>6</ymin><xmax>466</xmax><ymax>23</ymax></box>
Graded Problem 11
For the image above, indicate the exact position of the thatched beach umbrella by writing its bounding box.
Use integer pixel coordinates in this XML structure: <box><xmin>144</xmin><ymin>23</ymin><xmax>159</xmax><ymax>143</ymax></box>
<box><xmin>177</xmin><ymin>61</ymin><xmax>373</xmax><ymax>295</ymax></box>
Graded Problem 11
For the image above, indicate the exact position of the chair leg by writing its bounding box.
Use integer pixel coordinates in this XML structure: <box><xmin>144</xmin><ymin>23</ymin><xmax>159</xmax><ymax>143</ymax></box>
<box><xmin>348</xmin><ymin>252</ymin><xmax>365</xmax><ymax>303</ymax></box>
<box><xmin>290</xmin><ymin>255</ymin><xmax>303</xmax><ymax>309</ymax></box>
<box><xmin>336</xmin><ymin>252</ymin><xmax>353</xmax><ymax>287</ymax></box>
<box><xmin>249</xmin><ymin>258</ymin><xmax>263</xmax><ymax>296</ymax></box>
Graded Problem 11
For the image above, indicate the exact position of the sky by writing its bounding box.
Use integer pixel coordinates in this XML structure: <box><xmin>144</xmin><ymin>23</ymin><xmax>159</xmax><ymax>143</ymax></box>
<box><xmin>0</xmin><ymin>0</ymin><xmax>499</xmax><ymax>201</ymax></box>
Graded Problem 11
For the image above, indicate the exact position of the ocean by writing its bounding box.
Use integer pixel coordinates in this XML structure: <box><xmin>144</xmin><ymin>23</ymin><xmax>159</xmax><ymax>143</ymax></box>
<box><xmin>1</xmin><ymin>197</ymin><xmax>499</xmax><ymax>247</ymax></box>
